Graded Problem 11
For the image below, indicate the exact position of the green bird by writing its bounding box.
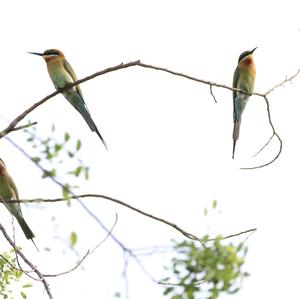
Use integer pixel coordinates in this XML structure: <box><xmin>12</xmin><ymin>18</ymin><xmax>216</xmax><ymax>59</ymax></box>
<box><xmin>0</xmin><ymin>159</ymin><xmax>37</xmax><ymax>247</ymax></box>
<box><xmin>29</xmin><ymin>49</ymin><xmax>108</xmax><ymax>149</ymax></box>
<box><xmin>232</xmin><ymin>47</ymin><xmax>257</xmax><ymax>159</ymax></box>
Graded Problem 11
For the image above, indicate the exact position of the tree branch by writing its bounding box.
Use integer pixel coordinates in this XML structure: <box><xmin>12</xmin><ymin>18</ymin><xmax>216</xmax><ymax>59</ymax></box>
<box><xmin>240</xmin><ymin>95</ymin><xmax>283</xmax><ymax>170</ymax></box>
<box><xmin>0</xmin><ymin>222</ymin><xmax>53</xmax><ymax>299</ymax></box>
<box><xmin>5</xmin><ymin>136</ymin><xmax>158</xmax><ymax>283</ymax></box>
<box><xmin>1</xmin><ymin>60</ymin><xmax>297</xmax><ymax>168</ymax></box>
<box><xmin>265</xmin><ymin>67</ymin><xmax>300</xmax><ymax>95</ymax></box>
<box><xmin>1</xmin><ymin>194</ymin><xmax>206</xmax><ymax>245</ymax></box>
<box><xmin>206</xmin><ymin>228</ymin><xmax>257</xmax><ymax>242</ymax></box>
<box><xmin>0</xmin><ymin>122</ymin><xmax>37</xmax><ymax>137</ymax></box>
<box><xmin>0</xmin><ymin>194</ymin><xmax>256</xmax><ymax>248</ymax></box>
<box><xmin>0</xmin><ymin>61</ymin><xmax>141</xmax><ymax>139</ymax></box>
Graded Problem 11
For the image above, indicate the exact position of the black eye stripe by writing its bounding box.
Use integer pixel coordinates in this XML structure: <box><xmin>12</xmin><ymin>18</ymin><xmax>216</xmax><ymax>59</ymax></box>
<box><xmin>44</xmin><ymin>51</ymin><xmax>59</xmax><ymax>56</ymax></box>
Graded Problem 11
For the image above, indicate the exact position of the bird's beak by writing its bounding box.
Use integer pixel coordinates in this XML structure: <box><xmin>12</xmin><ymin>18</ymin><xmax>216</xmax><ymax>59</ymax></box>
<box><xmin>251</xmin><ymin>47</ymin><xmax>257</xmax><ymax>54</ymax></box>
<box><xmin>27</xmin><ymin>52</ymin><xmax>43</xmax><ymax>56</ymax></box>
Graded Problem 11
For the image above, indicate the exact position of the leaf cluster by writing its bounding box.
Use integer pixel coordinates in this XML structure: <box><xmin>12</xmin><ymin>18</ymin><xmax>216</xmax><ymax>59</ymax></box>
<box><xmin>162</xmin><ymin>237</ymin><xmax>248</xmax><ymax>299</ymax></box>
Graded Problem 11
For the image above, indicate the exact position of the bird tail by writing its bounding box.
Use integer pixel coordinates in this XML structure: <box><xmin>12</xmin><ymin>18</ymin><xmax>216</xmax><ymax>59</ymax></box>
<box><xmin>232</xmin><ymin>94</ymin><xmax>248</xmax><ymax>159</ymax></box>
<box><xmin>67</xmin><ymin>92</ymin><xmax>108</xmax><ymax>150</ymax></box>
<box><xmin>16</xmin><ymin>216</ymin><xmax>35</xmax><ymax>240</ymax></box>
<box><xmin>83</xmin><ymin>115</ymin><xmax>108</xmax><ymax>150</ymax></box>
<box><xmin>232</xmin><ymin>121</ymin><xmax>240</xmax><ymax>159</ymax></box>
<box><xmin>16</xmin><ymin>216</ymin><xmax>39</xmax><ymax>250</ymax></box>
<box><xmin>93</xmin><ymin>126</ymin><xmax>108</xmax><ymax>150</ymax></box>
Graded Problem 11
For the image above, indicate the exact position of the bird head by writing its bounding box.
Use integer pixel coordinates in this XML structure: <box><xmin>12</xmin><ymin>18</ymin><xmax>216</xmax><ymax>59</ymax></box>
<box><xmin>28</xmin><ymin>49</ymin><xmax>65</xmax><ymax>63</ymax></box>
<box><xmin>238</xmin><ymin>47</ymin><xmax>257</xmax><ymax>66</ymax></box>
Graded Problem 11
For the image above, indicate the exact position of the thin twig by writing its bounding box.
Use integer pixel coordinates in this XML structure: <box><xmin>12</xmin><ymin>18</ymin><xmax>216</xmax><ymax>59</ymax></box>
<box><xmin>241</xmin><ymin>96</ymin><xmax>282</xmax><ymax>170</ymax></box>
<box><xmin>209</xmin><ymin>85</ymin><xmax>217</xmax><ymax>103</ymax></box>
<box><xmin>0</xmin><ymin>122</ymin><xmax>37</xmax><ymax>137</ymax></box>
<box><xmin>10</xmin><ymin>216</ymin><xmax>40</xmax><ymax>281</ymax></box>
<box><xmin>242</xmin><ymin>228</ymin><xmax>257</xmax><ymax>244</ymax></box>
<box><xmin>158</xmin><ymin>279</ymin><xmax>206</xmax><ymax>286</ymax></box>
<box><xmin>131</xmin><ymin>245</ymin><xmax>174</xmax><ymax>257</ymax></box>
<box><xmin>44</xmin><ymin>213</ymin><xmax>118</xmax><ymax>277</ymax></box>
<box><xmin>0</xmin><ymin>253</ymin><xmax>23</xmax><ymax>273</ymax></box>
<box><xmin>206</xmin><ymin>228</ymin><xmax>257</xmax><ymax>242</ymax></box>
<box><xmin>252</xmin><ymin>133</ymin><xmax>275</xmax><ymax>158</ymax></box>
<box><xmin>265</xmin><ymin>68</ymin><xmax>300</xmax><ymax>95</ymax></box>
<box><xmin>122</xmin><ymin>252</ymin><xmax>130</xmax><ymax>299</ymax></box>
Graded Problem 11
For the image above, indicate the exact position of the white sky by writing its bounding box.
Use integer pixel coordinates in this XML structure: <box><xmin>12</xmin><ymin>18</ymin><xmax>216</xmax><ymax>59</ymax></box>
<box><xmin>1</xmin><ymin>0</ymin><xmax>300</xmax><ymax>298</ymax></box>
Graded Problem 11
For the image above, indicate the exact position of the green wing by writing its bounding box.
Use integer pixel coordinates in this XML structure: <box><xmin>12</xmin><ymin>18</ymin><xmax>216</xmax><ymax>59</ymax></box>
<box><xmin>232</xmin><ymin>66</ymin><xmax>240</xmax><ymax>100</ymax></box>
<box><xmin>63</xmin><ymin>59</ymin><xmax>85</xmax><ymax>100</ymax></box>
<box><xmin>7</xmin><ymin>175</ymin><xmax>22</xmax><ymax>211</ymax></box>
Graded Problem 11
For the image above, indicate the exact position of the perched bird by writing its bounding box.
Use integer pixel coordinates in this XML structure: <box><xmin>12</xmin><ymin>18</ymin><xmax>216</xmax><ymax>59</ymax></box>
<box><xmin>232</xmin><ymin>47</ymin><xmax>257</xmax><ymax>159</ymax></box>
<box><xmin>29</xmin><ymin>49</ymin><xmax>107</xmax><ymax>149</ymax></box>
<box><xmin>0</xmin><ymin>159</ymin><xmax>37</xmax><ymax>248</ymax></box>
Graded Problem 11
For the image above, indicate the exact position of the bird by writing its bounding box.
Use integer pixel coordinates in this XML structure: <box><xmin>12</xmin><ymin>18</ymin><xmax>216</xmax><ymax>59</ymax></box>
<box><xmin>28</xmin><ymin>49</ymin><xmax>108</xmax><ymax>149</ymax></box>
<box><xmin>0</xmin><ymin>159</ymin><xmax>37</xmax><ymax>249</ymax></box>
<box><xmin>232</xmin><ymin>47</ymin><xmax>257</xmax><ymax>159</ymax></box>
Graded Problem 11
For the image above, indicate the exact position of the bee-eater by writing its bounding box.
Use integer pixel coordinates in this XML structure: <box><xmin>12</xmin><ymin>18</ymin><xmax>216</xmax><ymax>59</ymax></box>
<box><xmin>29</xmin><ymin>49</ymin><xmax>107</xmax><ymax>149</ymax></box>
<box><xmin>232</xmin><ymin>47</ymin><xmax>257</xmax><ymax>159</ymax></box>
<box><xmin>0</xmin><ymin>159</ymin><xmax>37</xmax><ymax>247</ymax></box>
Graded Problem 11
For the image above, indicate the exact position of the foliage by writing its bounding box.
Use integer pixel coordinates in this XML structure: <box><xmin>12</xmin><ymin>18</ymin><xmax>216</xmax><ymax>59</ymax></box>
<box><xmin>24</xmin><ymin>124</ymin><xmax>89</xmax><ymax>199</ymax></box>
<box><xmin>0</xmin><ymin>250</ymin><xmax>32</xmax><ymax>299</ymax></box>
<box><xmin>162</xmin><ymin>237</ymin><xmax>248</xmax><ymax>299</ymax></box>
<box><xmin>24</xmin><ymin>125</ymin><xmax>85</xmax><ymax>252</ymax></box>
<box><xmin>161</xmin><ymin>200</ymin><xmax>249</xmax><ymax>299</ymax></box>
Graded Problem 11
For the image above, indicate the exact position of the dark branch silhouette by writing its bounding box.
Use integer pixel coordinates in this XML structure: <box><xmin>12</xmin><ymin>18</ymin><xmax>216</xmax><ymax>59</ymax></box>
<box><xmin>0</xmin><ymin>60</ymin><xmax>297</xmax><ymax>167</ymax></box>
<box><xmin>0</xmin><ymin>194</ymin><xmax>256</xmax><ymax>247</ymax></box>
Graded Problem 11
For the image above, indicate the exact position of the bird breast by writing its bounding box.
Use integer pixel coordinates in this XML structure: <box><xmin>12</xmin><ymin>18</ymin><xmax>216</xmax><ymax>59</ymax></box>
<box><xmin>47</xmin><ymin>62</ymin><xmax>76</xmax><ymax>91</ymax></box>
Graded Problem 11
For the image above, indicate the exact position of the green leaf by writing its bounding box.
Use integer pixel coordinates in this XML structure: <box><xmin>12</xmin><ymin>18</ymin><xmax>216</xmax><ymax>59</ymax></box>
<box><xmin>68</xmin><ymin>151</ymin><xmax>74</xmax><ymax>158</ymax></box>
<box><xmin>74</xmin><ymin>166</ymin><xmax>82</xmax><ymax>177</ymax></box>
<box><xmin>64</xmin><ymin>132</ymin><xmax>70</xmax><ymax>142</ymax></box>
<box><xmin>42</xmin><ymin>169</ymin><xmax>56</xmax><ymax>178</ymax></box>
<box><xmin>70</xmin><ymin>232</ymin><xmax>77</xmax><ymax>247</ymax></box>
<box><xmin>54</xmin><ymin>144</ymin><xmax>62</xmax><ymax>153</ymax></box>
<box><xmin>163</xmin><ymin>287</ymin><xmax>174</xmax><ymax>295</ymax></box>
<box><xmin>46</xmin><ymin>152</ymin><xmax>53</xmax><ymax>160</ymax></box>
<box><xmin>21</xmin><ymin>291</ymin><xmax>27</xmax><ymax>298</ymax></box>
<box><xmin>68</xmin><ymin>166</ymin><xmax>82</xmax><ymax>177</ymax></box>
<box><xmin>22</xmin><ymin>283</ymin><xmax>33</xmax><ymax>288</ymax></box>
<box><xmin>212</xmin><ymin>199</ymin><xmax>217</xmax><ymax>209</ymax></box>
<box><xmin>31</xmin><ymin>156</ymin><xmax>41</xmax><ymax>163</ymax></box>
<box><xmin>84</xmin><ymin>167</ymin><xmax>89</xmax><ymax>180</ymax></box>
<box><xmin>63</xmin><ymin>184</ymin><xmax>71</xmax><ymax>199</ymax></box>
<box><xmin>76</xmin><ymin>139</ymin><xmax>82</xmax><ymax>151</ymax></box>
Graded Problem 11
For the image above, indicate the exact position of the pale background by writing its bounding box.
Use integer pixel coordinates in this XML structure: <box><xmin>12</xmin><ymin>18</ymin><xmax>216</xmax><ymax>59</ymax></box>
<box><xmin>0</xmin><ymin>0</ymin><xmax>300</xmax><ymax>298</ymax></box>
